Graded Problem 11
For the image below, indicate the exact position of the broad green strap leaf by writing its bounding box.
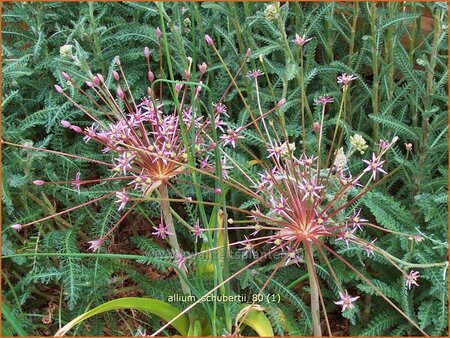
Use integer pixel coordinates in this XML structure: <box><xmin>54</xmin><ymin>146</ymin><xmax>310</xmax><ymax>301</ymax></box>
<box><xmin>54</xmin><ymin>297</ymin><xmax>189</xmax><ymax>336</ymax></box>
<box><xmin>240</xmin><ymin>305</ymin><xmax>274</xmax><ymax>337</ymax></box>
<box><xmin>187</xmin><ymin>320</ymin><xmax>203</xmax><ymax>336</ymax></box>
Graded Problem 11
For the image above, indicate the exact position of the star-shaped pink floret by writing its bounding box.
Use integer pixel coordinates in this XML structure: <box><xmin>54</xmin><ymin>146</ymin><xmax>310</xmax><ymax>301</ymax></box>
<box><xmin>334</xmin><ymin>290</ymin><xmax>360</xmax><ymax>312</ymax></box>
<box><xmin>174</xmin><ymin>250</ymin><xmax>188</xmax><ymax>272</ymax></box>
<box><xmin>406</xmin><ymin>270</ymin><xmax>420</xmax><ymax>290</ymax></box>
<box><xmin>362</xmin><ymin>153</ymin><xmax>387</xmax><ymax>180</ymax></box>
<box><xmin>220</xmin><ymin>128</ymin><xmax>243</xmax><ymax>148</ymax></box>
<box><xmin>152</xmin><ymin>222</ymin><xmax>173</xmax><ymax>239</ymax></box>
<box><xmin>349</xmin><ymin>209</ymin><xmax>368</xmax><ymax>230</ymax></box>
<box><xmin>293</xmin><ymin>33</ymin><xmax>313</xmax><ymax>47</ymax></box>
<box><xmin>71</xmin><ymin>171</ymin><xmax>82</xmax><ymax>194</ymax></box>
<box><xmin>299</xmin><ymin>177</ymin><xmax>324</xmax><ymax>201</ymax></box>
<box><xmin>115</xmin><ymin>190</ymin><xmax>129</xmax><ymax>211</ymax></box>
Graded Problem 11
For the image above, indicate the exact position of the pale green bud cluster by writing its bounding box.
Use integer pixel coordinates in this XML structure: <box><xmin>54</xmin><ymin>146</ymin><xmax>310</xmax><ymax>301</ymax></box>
<box><xmin>59</xmin><ymin>44</ymin><xmax>73</xmax><ymax>59</ymax></box>
<box><xmin>350</xmin><ymin>134</ymin><xmax>368</xmax><ymax>154</ymax></box>
<box><xmin>183</xmin><ymin>18</ymin><xmax>191</xmax><ymax>34</ymax></box>
<box><xmin>264</xmin><ymin>4</ymin><xmax>279</xmax><ymax>22</ymax></box>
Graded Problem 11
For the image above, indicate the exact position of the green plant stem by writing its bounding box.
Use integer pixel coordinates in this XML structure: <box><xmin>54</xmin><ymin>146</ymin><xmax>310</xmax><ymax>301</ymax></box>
<box><xmin>370</xmin><ymin>3</ymin><xmax>379</xmax><ymax>142</ymax></box>
<box><xmin>159</xmin><ymin>184</ymin><xmax>191</xmax><ymax>297</ymax></box>
<box><xmin>416</xmin><ymin>11</ymin><xmax>443</xmax><ymax>195</ymax></box>
<box><xmin>326</xmin><ymin>3</ymin><xmax>334</xmax><ymax>63</ymax></box>
<box><xmin>88</xmin><ymin>2</ymin><xmax>105</xmax><ymax>74</ymax></box>
<box><xmin>2</xmin><ymin>271</ymin><xmax>24</xmax><ymax>316</ymax></box>
<box><xmin>409</xmin><ymin>3</ymin><xmax>420</xmax><ymax>151</ymax></box>
<box><xmin>377</xmin><ymin>246</ymin><xmax>448</xmax><ymax>269</ymax></box>
<box><xmin>228</xmin><ymin>3</ymin><xmax>251</xmax><ymax>100</ymax></box>
<box><xmin>347</xmin><ymin>2</ymin><xmax>358</xmax><ymax>66</ymax></box>
<box><xmin>286</xmin><ymin>273</ymin><xmax>309</xmax><ymax>289</ymax></box>
<box><xmin>275</xmin><ymin>3</ymin><xmax>312</xmax><ymax>120</ymax></box>
<box><xmin>323</xmin><ymin>89</ymin><xmax>347</xmax><ymax>173</ymax></box>
<box><xmin>300</xmin><ymin>47</ymin><xmax>307</xmax><ymax>152</ymax></box>
<box><xmin>304</xmin><ymin>243</ymin><xmax>321</xmax><ymax>336</ymax></box>
<box><xmin>346</xmin><ymin>2</ymin><xmax>359</xmax><ymax>124</ymax></box>
<box><xmin>386</xmin><ymin>3</ymin><xmax>395</xmax><ymax>102</ymax></box>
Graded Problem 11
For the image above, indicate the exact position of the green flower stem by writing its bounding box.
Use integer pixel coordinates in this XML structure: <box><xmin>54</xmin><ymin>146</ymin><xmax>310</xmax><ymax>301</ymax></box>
<box><xmin>416</xmin><ymin>11</ymin><xmax>443</xmax><ymax>196</ymax></box>
<box><xmin>211</xmin><ymin>44</ymin><xmax>267</xmax><ymax>145</ymax></box>
<box><xmin>2</xmin><ymin>252</ymin><xmax>167</xmax><ymax>261</ymax></box>
<box><xmin>275</xmin><ymin>4</ymin><xmax>312</xmax><ymax>120</ymax></box>
<box><xmin>409</xmin><ymin>3</ymin><xmax>419</xmax><ymax>150</ymax></box>
<box><xmin>323</xmin><ymin>89</ymin><xmax>348</xmax><ymax>171</ymax></box>
<box><xmin>325</xmin><ymin>3</ymin><xmax>335</xmax><ymax>63</ymax></box>
<box><xmin>260</xmin><ymin>57</ymin><xmax>287</xmax><ymax>135</ymax></box>
<box><xmin>386</xmin><ymin>3</ymin><xmax>396</xmax><ymax>102</ymax></box>
<box><xmin>347</xmin><ymin>2</ymin><xmax>358</xmax><ymax>66</ymax></box>
<box><xmin>228</xmin><ymin>4</ymin><xmax>248</xmax><ymax>85</ymax></box>
<box><xmin>304</xmin><ymin>243</ymin><xmax>321</xmax><ymax>336</ymax></box>
<box><xmin>370</xmin><ymin>3</ymin><xmax>380</xmax><ymax>142</ymax></box>
<box><xmin>286</xmin><ymin>273</ymin><xmax>309</xmax><ymax>289</ymax></box>
<box><xmin>346</xmin><ymin>2</ymin><xmax>359</xmax><ymax>123</ymax></box>
<box><xmin>316</xmin><ymin>102</ymin><xmax>326</xmax><ymax>177</ymax></box>
<box><xmin>159</xmin><ymin>184</ymin><xmax>191</xmax><ymax>299</ymax></box>
<box><xmin>88</xmin><ymin>2</ymin><xmax>105</xmax><ymax>74</ymax></box>
<box><xmin>170</xmin><ymin>207</ymin><xmax>194</xmax><ymax>232</ymax></box>
<box><xmin>377</xmin><ymin>246</ymin><xmax>448</xmax><ymax>269</ymax></box>
<box><xmin>299</xmin><ymin>47</ymin><xmax>307</xmax><ymax>152</ymax></box>
<box><xmin>2</xmin><ymin>271</ymin><xmax>24</xmax><ymax>316</ymax></box>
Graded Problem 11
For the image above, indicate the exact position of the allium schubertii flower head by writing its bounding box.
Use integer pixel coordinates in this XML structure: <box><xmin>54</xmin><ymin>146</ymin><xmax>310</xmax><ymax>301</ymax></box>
<box><xmin>11</xmin><ymin>44</ymin><xmax>232</xmax><ymax>255</ymax></box>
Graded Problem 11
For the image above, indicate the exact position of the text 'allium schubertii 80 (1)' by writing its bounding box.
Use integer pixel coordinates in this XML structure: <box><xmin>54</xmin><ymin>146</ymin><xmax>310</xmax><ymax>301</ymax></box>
<box><xmin>9</xmin><ymin>41</ymin><xmax>229</xmax><ymax>254</ymax></box>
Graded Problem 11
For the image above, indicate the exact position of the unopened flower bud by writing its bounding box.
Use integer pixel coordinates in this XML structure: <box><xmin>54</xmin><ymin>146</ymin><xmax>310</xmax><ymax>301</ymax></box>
<box><xmin>184</xmin><ymin>69</ymin><xmax>190</xmax><ymax>81</ymax></box>
<box><xmin>156</xmin><ymin>27</ymin><xmax>162</xmax><ymax>38</ymax></box>
<box><xmin>117</xmin><ymin>86</ymin><xmax>125</xmax><ymax>99</ymax></box>
<box><xmin>85</xmin><ymin>81</ymin><xmax>94</xmax><ymax>88</ymax></box>
<box><xmin>61</xmin><ymin>71</ymin><xmax>71</xmax><ymax>81</ymax></box>
<box><xmin>70</xmin><ymin>125</ymin><xmax>82</xmax><ymax>133</ymax></box>
<box><xmin>392</xmin><ymin>136</ymin><xmax>399</xmax><ymax>143</ymax></box>
<box><xmin>205</xmin><ymin>34</ymin><xmax>213</xmax><ymax>46</ymax></box>
<box><xmin>54</xmin><ymin>84</ymin><xmax>64</xmax><ymax>93</ymax></box>
<box><xmin>378</xmin><ymin>139</ymin><xmax>389</xmax><ymax>149</ymax></box>
<box><xmin>148</xmin><ymin>71</ymin><xmax>154</xmax><ymax>83</ymax></box>
<box><xmin>198</xmin><ymin>62</ymin><xmax>207</xmax><ymax>75</ymax></box>
<box><xmin>246</xmin><ymin>48</ymin><xmax>252</xmax><ymax>58</ymax></box>
<box><xmin>144</xmin><ymin>46</ymin><xmax>150</xmax><ymax>58</ymax></box>
<box><xmin>214</xmin><ymin>188</ymin><xmax>222</xmax><ymax>194</ymax></box>
<box><xmin>96</xmin><ymin>73</ymin><xmax>104</xmax><ymax>83</ymax></box>
<box><xmin>313</xmin><ymin>122</ymin><xmax>321</xmax><ymax>133</ymax></box>
<box><xmin>277</xmin><ymin>98</ymin><xmax>286</xmax><ymax>107</ymax></box>
<box><xmin>93</xmin><ymin>76</ymin><xmax>100</xmax><ymax>86</ymax></box>
<box><xmin>113</xmin><ymin>71</ymin><xmax>120</xmax><ymax>81</ymax></box>
<box><xmin>33</xmin><ymin>180</ymin><xmax>45</xmax><ymax>186</ymax></box>
<box><xmin>61</xmin><ymin>120</ymin><xmax>71</xmax><ymax>128</ymax></box>
<box><xmin>11</xmin><ymin>224</ymin><xmax>23</xmax><ymax>231</ymax></box>
<box><xmin>115</xmin><ymin>58</ymin><xmax>121</xmax><ymax>66</ymax></box>
<box><xmin>196</xmin><ymin>84</ymin><xmax>202</xmax><ymax>95</ymax></box>
<box><xmin>185</xmin><ymin>196</ymin><xmax>193</xmax><ymax>203</ymax></box>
